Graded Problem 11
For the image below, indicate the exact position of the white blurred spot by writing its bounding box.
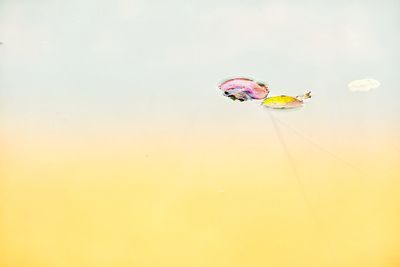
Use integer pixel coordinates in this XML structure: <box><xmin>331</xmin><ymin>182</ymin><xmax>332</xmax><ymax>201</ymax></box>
<box><xmin>348</xmin><ymin>79</ymin><xmax>380</xmax><ymax>92</ymax></box>
<box><xmin>216</xmin><ymin>189</ymin><xmax>225</xmax><ymax>193</ymax></box>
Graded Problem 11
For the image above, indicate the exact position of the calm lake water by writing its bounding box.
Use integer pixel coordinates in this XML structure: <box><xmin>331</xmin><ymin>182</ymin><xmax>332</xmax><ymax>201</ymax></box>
<box><xmin>1</xmin><ymin>0</ymin><xmax>399</xmax><ymax>266</ymax></box>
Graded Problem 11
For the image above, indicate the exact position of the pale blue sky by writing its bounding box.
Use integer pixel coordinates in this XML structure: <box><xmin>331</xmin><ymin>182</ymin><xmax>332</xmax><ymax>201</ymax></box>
<box><xmin>0</xmin><ymin>0</ymin><xmax>399</xmax><ymax>136</ymax></box>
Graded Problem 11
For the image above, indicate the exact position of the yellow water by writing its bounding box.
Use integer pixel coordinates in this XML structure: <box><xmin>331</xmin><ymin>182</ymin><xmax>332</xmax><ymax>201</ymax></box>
<box><xmin>1</xmin><ymin>129</ymin><xmax>399</xmax><ymax>267</ymax></box>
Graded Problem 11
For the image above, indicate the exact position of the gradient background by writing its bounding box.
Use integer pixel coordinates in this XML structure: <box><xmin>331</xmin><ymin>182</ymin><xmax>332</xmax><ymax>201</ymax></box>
<box><xmin>1</xmin><ymin>0</ymin><xmax>400</xmax><ymax>266</ymax></box>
